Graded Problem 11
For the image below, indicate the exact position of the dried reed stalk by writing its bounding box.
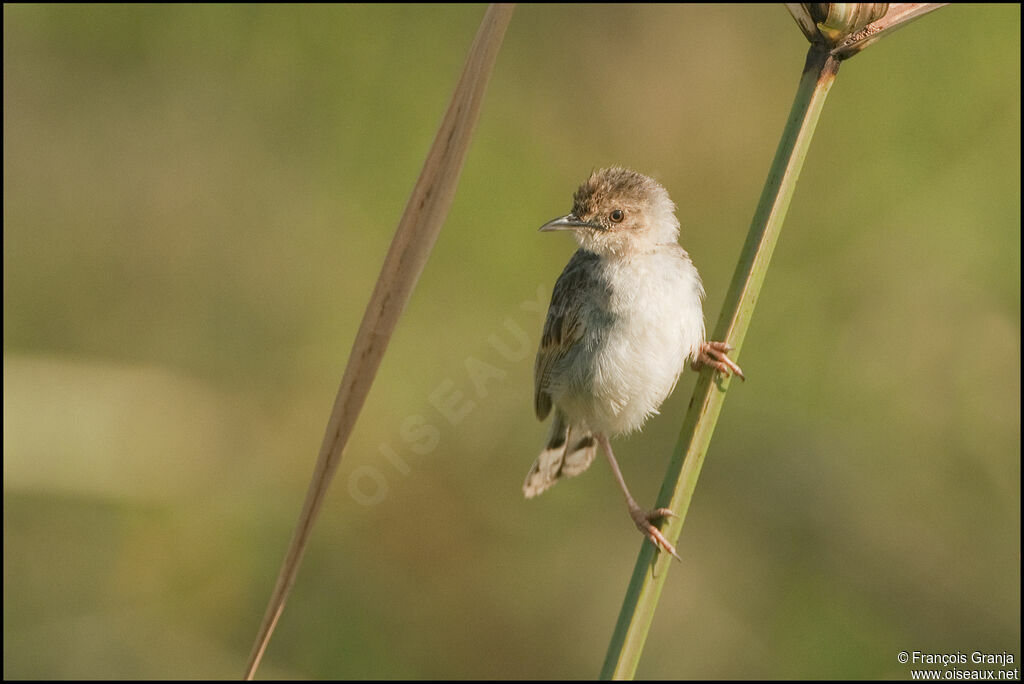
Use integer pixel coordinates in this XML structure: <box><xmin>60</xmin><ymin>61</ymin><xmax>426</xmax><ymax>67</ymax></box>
<box><xmin>244</xmin><ymin>5</ymin><xmax>515</xmax><ymax>678</ymax></box>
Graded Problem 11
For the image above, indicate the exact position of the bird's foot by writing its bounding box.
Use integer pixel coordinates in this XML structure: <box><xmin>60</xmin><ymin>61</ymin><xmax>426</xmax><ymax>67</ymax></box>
<box><xmin>692</xmin><ymin>341</ymin><xmax>745</xmax><ymax>381</ymax></box>
<box><xmin>629</xmin><ymin>505</ymin><xmax>682</xmax><ymax>562</ymax></box>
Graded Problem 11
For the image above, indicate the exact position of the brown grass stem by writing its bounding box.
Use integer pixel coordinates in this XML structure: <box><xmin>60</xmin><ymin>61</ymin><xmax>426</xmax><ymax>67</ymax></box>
<box><xmin>243</xmin><ymin>5</ymin><xmax>514</xmax><ymax>678</ymax></box>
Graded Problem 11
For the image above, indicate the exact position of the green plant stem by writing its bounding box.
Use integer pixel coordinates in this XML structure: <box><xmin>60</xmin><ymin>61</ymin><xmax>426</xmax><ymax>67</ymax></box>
<box><xmin>600</xmin><ymin>44</ymin><xmax>840</xmax><ymax>680</ymax></box>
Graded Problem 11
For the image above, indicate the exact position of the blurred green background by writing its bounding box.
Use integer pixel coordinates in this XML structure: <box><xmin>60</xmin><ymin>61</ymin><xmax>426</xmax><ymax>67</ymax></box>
<box><xmin>4</xmin><ymin>4</ymin><xmax>1019</xmax><ymax>679</ymax></box>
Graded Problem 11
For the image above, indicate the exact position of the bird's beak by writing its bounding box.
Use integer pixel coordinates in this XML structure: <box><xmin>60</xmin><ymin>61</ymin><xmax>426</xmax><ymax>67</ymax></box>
<box><xmin>538</xmin><ymin>213</ymin><xmax>604</xmax><ymax>233</ymax></box>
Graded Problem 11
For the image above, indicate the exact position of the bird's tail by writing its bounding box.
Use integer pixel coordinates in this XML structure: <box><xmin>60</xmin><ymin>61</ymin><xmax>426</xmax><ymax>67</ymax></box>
<box><xmin>523</xmin><ymin>410</ymin><xmax>597</xmax><ymax>498</ymax></box>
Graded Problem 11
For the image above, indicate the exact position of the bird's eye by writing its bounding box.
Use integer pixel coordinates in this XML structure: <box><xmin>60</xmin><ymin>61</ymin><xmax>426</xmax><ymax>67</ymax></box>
<box><xmin>610</xmin><ymin>209</ymin><xmax>624</xmax><ymax>223</ymax></box>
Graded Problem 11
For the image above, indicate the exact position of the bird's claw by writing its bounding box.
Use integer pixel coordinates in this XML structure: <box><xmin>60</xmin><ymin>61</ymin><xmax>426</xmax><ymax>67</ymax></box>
<box><xmin>630</xmin><ymin>506</ymin><xmax>682</xmax><ymax>562</ymax></box>
<box><xmin>692</xmin><ymin>341</ymin><xmax>745</xmax><ymax>381</ymax></box>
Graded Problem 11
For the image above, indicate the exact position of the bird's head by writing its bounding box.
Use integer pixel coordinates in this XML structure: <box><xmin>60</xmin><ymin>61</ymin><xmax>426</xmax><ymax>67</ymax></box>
<box><xmin>539</xmin><ymin>167</ymin><xmax>680</xmax><ymax>256</ymax></box>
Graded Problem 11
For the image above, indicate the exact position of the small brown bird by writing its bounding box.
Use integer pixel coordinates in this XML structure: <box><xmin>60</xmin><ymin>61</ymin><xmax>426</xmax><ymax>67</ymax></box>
<box><xmin>525</xmin><ymin>167</ymin><xmax>742</xmax><ymax>560</ymax></box>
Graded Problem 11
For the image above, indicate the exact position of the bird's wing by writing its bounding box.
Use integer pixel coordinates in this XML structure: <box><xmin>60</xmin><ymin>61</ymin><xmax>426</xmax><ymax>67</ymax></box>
<box><xmin>534</xmin><ymin>250</ymin><xmax>601</xmax><ymax>420</ymax></box>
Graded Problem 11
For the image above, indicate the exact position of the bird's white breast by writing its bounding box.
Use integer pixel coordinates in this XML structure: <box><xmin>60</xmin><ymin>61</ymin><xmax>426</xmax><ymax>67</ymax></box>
<box><xmin>560</xmin><ymin>247</ymin><xmax>706</xmax><ymax>435</ymax></box>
